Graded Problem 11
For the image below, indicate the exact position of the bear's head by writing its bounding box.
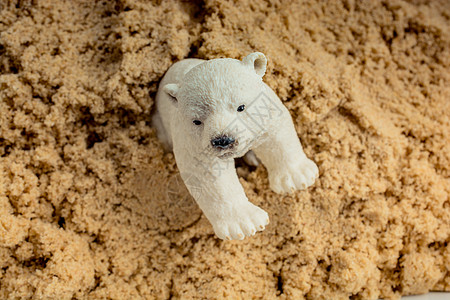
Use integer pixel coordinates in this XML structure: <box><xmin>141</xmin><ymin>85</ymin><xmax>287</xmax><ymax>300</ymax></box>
<box><xmin>164</xmin><ymin>52</ymin><xmax>271</xmax><ymax>158</ymax></box>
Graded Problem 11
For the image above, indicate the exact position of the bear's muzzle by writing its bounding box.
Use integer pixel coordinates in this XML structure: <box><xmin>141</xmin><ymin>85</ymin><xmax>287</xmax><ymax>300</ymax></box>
<box><xmin>211</xmin><ymin>135</ymin><xmax>235</xmax><ymax>150</ymax></box>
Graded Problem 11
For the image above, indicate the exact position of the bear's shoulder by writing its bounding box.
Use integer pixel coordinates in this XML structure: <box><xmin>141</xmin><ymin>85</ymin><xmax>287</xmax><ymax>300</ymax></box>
<box><xmin>166</xmin><ymin>59</ymin><xmax>205</xmax><ymax>84</ymax></box>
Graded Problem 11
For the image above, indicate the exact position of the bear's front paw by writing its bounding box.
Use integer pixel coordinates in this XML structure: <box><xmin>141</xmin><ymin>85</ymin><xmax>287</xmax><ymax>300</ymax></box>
<box><xmin>211</xmin><ymin>202</ymin><xmax>269</xmax><ymax>240</ymax></box>
<box><xmin>269</xmin><ymin>157</ymin><xmax>318</xmax><ymax>194</ymax></box>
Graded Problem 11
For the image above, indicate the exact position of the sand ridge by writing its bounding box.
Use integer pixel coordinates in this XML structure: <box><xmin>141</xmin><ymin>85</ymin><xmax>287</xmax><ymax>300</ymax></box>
<box><xmin>0</xmin><ymin>0</ymin><xmax>449</xmax><ymax>299</ymax></box>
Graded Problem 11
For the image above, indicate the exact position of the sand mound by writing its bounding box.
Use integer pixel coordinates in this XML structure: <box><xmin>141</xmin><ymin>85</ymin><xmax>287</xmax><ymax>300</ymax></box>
<box><xmin>0</xmin><ymin>0</ymin><xmax>449</xmax><ymax>299</ymax></box>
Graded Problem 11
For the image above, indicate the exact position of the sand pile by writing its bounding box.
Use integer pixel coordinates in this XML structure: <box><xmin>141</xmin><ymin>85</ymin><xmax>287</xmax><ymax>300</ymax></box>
<box><xmin>0</xmin><ymin>0</ymin><xmax>449</xmax><ymax>299</ymax></box>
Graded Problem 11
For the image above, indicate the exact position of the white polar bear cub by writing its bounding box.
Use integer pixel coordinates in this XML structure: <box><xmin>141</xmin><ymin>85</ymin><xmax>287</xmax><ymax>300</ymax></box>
<box><xmin>152</xmin><ymin>52</ymin><xmax>318</xmax><ymax>240</ymax></box>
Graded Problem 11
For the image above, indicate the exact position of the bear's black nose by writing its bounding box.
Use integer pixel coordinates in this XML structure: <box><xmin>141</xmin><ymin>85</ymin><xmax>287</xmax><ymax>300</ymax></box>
<box><xmin>211</xmin><ymin>136</ymin><xmax>235</xmax><ymax>149</ymax></box>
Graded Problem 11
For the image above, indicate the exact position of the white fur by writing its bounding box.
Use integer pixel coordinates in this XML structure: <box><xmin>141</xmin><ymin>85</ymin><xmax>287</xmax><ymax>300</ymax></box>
<box><xmin>152</xmin><ymin>53</ymin><xmax>318</xmax><ymax>240</ymax></box>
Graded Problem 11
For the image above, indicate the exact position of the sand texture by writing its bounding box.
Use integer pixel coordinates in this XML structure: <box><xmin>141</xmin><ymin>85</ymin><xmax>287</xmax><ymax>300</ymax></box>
<box><xmin>0</xmin><ymin>0</ymin><xmax>449</xmax><ymax>299</ymax></box>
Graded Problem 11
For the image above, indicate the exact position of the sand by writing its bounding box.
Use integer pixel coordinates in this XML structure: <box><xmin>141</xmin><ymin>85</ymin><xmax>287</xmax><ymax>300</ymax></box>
<box><xmin>0</xmin><ymin>0</ymin><xmax>449</xmax><ymax>299</ymax></box>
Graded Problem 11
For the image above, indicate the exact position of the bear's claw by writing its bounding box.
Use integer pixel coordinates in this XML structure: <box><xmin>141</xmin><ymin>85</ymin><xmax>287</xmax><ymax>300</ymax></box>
<box><xmin>212</xmin><ymin>202</ymin><xmax>269</xmax><ymax>240</ymax></box>
<box><xmin>269</xmin><ymin>157</ymin><xmax>319</xmax><ymax>194</ymax></box>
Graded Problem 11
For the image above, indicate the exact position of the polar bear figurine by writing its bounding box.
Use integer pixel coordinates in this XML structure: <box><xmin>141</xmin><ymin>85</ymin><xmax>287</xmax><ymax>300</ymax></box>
<box><xmin>152</xmin><ymin>52</ymin><xmax>318</xmax><ymax>240</ymax></box>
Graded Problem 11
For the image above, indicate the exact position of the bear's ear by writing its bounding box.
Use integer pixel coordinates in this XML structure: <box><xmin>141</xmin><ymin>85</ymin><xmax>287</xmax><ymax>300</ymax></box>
<box><xmin>163</xmin><ymin>83</ymin><xmax>179</xmax><ymax>105</ymax></box>
<box><xmin>242</xmin><ymin>52</ymin><xmax>267</xmax><ymax>77</ymax></box>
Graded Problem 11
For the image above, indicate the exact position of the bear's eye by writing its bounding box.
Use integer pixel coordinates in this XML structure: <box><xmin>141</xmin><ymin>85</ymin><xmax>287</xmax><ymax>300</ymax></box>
<box><xmin>193</xmin><ymin>120</ymin><xmax>202</xmax><ymax>126</ymax></box>
<box><xmin>237</xmin><ymin>104</ymin><xmax>245</xmax><ymax>112</ymax></box>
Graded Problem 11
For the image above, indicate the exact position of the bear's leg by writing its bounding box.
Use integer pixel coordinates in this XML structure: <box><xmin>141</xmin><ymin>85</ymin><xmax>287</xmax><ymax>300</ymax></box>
<box><xmin>252</xmin><ymin>111</ymin><xmax>319</xmax><ymax>194</ymax></box>
<box><xmin>173</xmin><ymin>147</ymin><xmax>269</xmax><ymax>240</ymax></box>
<box><xmin>243</xmin><ymin>150</ymin><xmax>260</xmax><ymax>167</ymax></box>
